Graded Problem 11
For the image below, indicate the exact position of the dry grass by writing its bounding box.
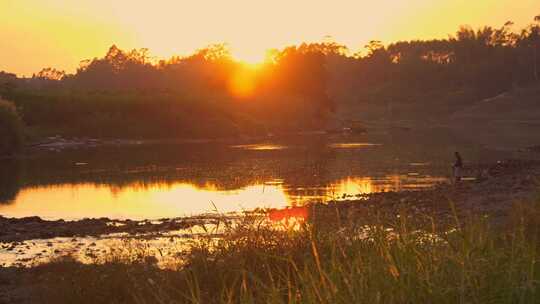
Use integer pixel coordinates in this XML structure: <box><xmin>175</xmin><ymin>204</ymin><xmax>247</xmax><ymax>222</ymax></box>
<box><xmin>27</xmin><ymin>197</ymin><xmax>540</xmax><ymax>304</ymax></box>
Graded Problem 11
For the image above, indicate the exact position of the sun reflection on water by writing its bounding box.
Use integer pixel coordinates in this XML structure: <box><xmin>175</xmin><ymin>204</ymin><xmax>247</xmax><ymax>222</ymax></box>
<box><xmin>0</xmin><ymin>175</ymin><xmax>447</xmax><ymax>220</ymax></box>
<box><xmin>231</xmin><ymin>144</ymin><xmax>287</xmax><ymax>151</ymax></box>
<box><xmin>0</xmin><ymin>183</ymin><xmax>289</xmax><ymax>220</ymax></box>
<box><xmin>331</xmin><ymin>177</ymin><xmax>390</xmax><ymax>197</ymax></box>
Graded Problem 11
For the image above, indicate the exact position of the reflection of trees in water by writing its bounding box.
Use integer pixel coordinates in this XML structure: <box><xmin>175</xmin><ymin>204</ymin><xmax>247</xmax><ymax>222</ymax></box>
<box><xmin>16</xmin><ymin>139</ymin><xmax>409</xmax><ymax>200</ymax></box>
<box><xmin>20</xmin><ymin>142</ymin><xmax>338</xmax><ymax>191</ymax></box>
<box><xmin>16</xmin><ymin>141</ymin><xmax>343</xmax><ymax>200</ymax></box>
<box><xmin>281</xmin><ymin>138</ymin><xmax>337</xmax><ymax>201</ymax></box>
<box><xmin>14</xmin><ymin>138</ymin><xmax>462</xmax><ymax>201</ymax></box>
<box><xmin>0</xmin><ymin>160</ymin><xmax>21</xmax><ymax>204</ymax></box>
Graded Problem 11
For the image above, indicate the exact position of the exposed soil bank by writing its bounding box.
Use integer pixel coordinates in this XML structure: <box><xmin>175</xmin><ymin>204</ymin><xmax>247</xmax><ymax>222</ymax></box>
<box><xmin>317</xmin><ymin>159</ymin><xmax>540</xmax><ymax>225</ymax></box>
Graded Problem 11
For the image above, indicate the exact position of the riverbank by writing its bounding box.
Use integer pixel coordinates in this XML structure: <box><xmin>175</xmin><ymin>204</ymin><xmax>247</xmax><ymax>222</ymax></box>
<box><xmin>2</xmin><ymin>159</ymin><xmax>538</xmax><ymax>243</ymax></box>
<box><xmin>1</xmin><ymin>160</ymin><xmax>539</xmax><ymax>303</ymax></box>
<box><xmin>318</xmin><ymin>159</ymin><xmax>540</xmax><ymax>227</ymax></box>
<box><xmin>0</xmin><ymin>214</ymin><xmax>237</xmax><ymax>243</ymax></box>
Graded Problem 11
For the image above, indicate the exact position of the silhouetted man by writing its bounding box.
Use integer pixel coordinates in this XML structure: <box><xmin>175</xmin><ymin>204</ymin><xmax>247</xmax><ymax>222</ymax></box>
<box><xmin>453</xmin><ymin>152</ymin><xmax>463</xmax><ymax>183</ymax></box>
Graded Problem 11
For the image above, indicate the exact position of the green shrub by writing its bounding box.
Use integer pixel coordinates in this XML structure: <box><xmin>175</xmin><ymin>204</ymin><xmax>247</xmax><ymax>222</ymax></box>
<box><xmin>0</xmin><ymin>98</ymin><xmax>24</xmax><ymax>156</ymax></box>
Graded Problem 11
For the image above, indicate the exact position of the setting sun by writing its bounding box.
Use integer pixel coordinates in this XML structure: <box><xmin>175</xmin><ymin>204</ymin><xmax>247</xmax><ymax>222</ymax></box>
<box><xmin>229</xmin><ymin>63</ymin><xmax>262</xmax><ymax>97</ymax></box>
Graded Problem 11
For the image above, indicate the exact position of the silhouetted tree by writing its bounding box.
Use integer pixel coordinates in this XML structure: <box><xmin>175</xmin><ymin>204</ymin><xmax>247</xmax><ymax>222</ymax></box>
<box><xmin>35</xmin><ymin>68</ymin><xmax>66</xmax><ymax>80</ymax></box>
<box><xmin>533</xmin><ymin>15</ymin><xmax>540</xmax><ymax>81</ymax></box>
<box><xmin>3</xmin><ymin>15</ymin><xmax>540</xmax><ymax>138</ymax></box>
<box><xmin>0</xmin><ymin>99</ymin><xmax>24</xmax><ymax>156</ymax></box>
<box><xmin>0</xmin><ymin>160</ymin><xmax>21</xmax><ymax>204</ymax></box>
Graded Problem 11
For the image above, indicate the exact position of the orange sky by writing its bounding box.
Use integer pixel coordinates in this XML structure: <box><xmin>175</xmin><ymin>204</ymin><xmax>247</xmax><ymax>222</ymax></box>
<box><xmin>1</xmin><ymin>0</ymin><xmax>539</xmax><ymax>76</ymax></box>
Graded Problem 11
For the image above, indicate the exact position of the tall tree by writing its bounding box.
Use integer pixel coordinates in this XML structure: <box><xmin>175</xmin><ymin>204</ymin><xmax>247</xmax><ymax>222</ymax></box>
<box><xmin>534</xmin><ymin>15</ymin><xmax>540</xmax><ymax>81</ymax></box>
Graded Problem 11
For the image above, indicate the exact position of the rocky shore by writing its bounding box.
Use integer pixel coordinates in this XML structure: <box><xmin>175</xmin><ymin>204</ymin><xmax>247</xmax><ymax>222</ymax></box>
<box><xmin>315</xmin><ymin>159</ymin><xmax>540</xmax><ymax>227</ymax></box>
<box><xmin>0</xmin><ymin>215</ymin><xmax>237</xmax><ymax>243</ymax></box>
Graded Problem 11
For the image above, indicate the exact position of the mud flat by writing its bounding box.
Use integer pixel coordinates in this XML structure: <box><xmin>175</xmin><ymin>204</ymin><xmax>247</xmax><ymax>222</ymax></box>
<box><xmin>317</xmin><ymin>159</ymin><xmax>540</xmax><ymax>227</ymax></box>
<box><xmin>0</xmin><ymin>215</ymin><xmax>241</xmax><ymax>243</ymax></box>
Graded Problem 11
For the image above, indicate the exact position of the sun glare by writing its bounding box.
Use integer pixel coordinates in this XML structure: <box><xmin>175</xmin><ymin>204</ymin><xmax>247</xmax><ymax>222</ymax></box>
<box><xmin>232</xmin><ymin>48</ymin><xmax>268</xmax><ymax>65</ymax></box>
<box><xmin>229</xmin><ymin>63</ymin><xmax>261</xmax><ymax>98</ymax></box>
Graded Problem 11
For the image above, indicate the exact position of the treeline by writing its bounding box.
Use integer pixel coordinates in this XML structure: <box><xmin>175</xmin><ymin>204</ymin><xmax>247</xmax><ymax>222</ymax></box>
<box><xmin>345</xmin><ymin>19</ymin><xmax>540</xmax><ymax>119</ymax></box>
<box><xmin>0</xmin><ymin>15</ymin><xmax>539</xmax><ymax>139</ymax></box>
<box><xmin>1</xmin><ymin>44</ymin><xmax>335</xmax><ymax>138</ymax></box>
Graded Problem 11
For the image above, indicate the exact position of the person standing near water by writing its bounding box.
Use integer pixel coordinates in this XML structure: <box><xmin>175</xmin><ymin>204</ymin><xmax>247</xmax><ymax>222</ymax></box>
<box><xmin>453</xmin><ymin>152</ymin><xmax>463</xmax><ymax>183</ymax></box>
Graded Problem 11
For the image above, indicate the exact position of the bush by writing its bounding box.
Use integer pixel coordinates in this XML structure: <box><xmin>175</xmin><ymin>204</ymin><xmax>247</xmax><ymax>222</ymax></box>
<box><xmin>0</xmin><ymin>98</ymin><xmax>24</xmax><ymax>156</ymax></box>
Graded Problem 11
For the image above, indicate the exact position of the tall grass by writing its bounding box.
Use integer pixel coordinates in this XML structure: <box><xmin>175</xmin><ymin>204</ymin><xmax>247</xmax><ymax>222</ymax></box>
<box><xmin>35</xmin><ymin>200</ymin><xmax>540</xmax><ymax>303</ymax></box>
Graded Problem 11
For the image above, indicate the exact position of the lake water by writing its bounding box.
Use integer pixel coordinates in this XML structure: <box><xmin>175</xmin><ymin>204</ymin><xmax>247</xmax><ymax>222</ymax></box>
<box><xmin>0</xmin><ymin>132</ymin><xmax>522</xmax><ymax>220</ymax></box>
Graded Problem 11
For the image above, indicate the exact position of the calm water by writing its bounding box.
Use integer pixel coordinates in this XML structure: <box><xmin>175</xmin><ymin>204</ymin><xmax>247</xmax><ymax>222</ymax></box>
<box><xmin>0</xmin><ymin>132</ymin><xmax>521</xmax><ymax>220</ymax></box>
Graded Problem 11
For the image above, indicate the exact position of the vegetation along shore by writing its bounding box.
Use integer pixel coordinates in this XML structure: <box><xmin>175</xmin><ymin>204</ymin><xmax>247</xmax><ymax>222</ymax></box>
<box><xmin>0</xmin><ymin>159</ymin><xmax>539</xmax><ymax>303</ymax></box>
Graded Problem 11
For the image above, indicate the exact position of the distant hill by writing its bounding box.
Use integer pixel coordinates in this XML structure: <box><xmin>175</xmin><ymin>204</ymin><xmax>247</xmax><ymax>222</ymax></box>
<box><xmin>450</xmin><ymin>85</ymin><xmax>540</xmax><ymax>122</ymax></box>
<box><xmin>448</xmin><ymin>84</ymin><xmax>540</xmax><ymax>148</ymax></box>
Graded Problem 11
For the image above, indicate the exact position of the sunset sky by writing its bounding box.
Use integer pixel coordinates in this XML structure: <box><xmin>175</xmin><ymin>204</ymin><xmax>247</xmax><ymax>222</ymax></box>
<box><xmin>1</xmin><ymin>0</ymin><xmax>539</xmax><ymax>76</ymax></box>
